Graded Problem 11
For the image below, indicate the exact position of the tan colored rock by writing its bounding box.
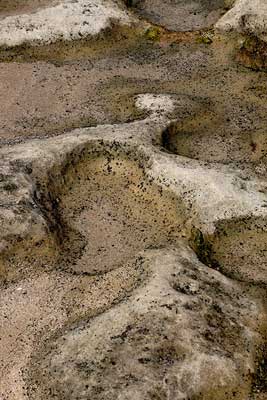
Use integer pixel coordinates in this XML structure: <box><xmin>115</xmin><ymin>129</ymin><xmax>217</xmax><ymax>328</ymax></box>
<box><xmin>27</xmin><ymin>247</ymin><xmax>266</xmax><ymax>400</ymax></box>
<box><xmin>1</xmin><ymin>0</ymin><xmax>267</xmax><ymax>398</ymax></box>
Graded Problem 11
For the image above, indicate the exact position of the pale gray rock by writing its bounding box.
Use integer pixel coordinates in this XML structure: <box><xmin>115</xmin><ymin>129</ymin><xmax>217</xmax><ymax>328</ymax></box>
<box><xmin>216</xmin><ymin>0</ymin><xmax>267</xmax><ymax>43</ymax></box>
<box><xmin>126</xmin><ymin>0</ymin><xmax>228</xmax><ymax>31</ymax></box>
<box><xmin>27</xmin><ymin>247</ymin><xmax>266</xmax><ymax>400</ymax></box>
<box><xmin>0</xmin><ymin>0</ymin><xmax>132</xmax><ymax>48</ymax></box>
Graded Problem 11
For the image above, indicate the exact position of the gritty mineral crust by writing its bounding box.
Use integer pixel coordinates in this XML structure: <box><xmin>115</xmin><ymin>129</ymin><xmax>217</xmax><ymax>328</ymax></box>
<box><xmin>0</xmin><ymin>0</ymin><xmax>132</xmax><ymax>47</ymax></box>
<box><xmin>216</xmin><ymin>0</ymin><xmax>267</xmax><ymax>42</ymax></box>
<box><xmin>1</xmin><ymin>1</ymin><xmax>267</xmax><ymax>400</ymax></box>
<box><xmin>216</xmin><ymin>0</ymin><xmax>267</xmax><ymax>70</ymax></box>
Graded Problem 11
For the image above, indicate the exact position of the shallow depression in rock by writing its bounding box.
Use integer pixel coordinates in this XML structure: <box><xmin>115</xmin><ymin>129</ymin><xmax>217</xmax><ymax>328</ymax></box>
<box><xmin>161</xmin><ymin>120</ymin><xmax>267</xmax><ymax>164</ymax></box>
<box><xmin>191</xmin><ymin>216</ymin><xmax>267</xmax><ymax>285</ymax></box>
<box><xmin>43</xmin><ymin>143</ymin><xmax>187</xmax><ymax>275</ymax></box>
<box><xmin>124</xmin><ymin>0</ymin><xmax>229</xmax><ymax>31</ymax></box>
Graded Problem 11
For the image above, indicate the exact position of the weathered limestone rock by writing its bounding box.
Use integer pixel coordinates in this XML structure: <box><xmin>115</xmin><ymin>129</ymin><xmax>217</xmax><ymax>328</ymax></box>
<box><xmin>216</xmin><ymin>0</ymin><xmax>267</xmax><ymax>69</ymax></box>
<box><xmin>0</xmin><ymin>0</ymin><xmax>132</xmax><ymax>48</ymax></box>
<box><xmin>27</xmin><ymin>247</ymin><xmax>267</xmax><ymax>400</ymax></box>
<box><xmin>1</xmin><ymin>96</ymin><xmax>267</xmax><ymax>399</ymax></box>
<box><xmin>216</xmin><ymin>0</ymin><xmax>267</xmax><ymax>43</ymax></box>
<box><xmin>1</xmin><ymin>95</ymin><xmax>267</xmax><ymax>284</ymax></box>
<box><xmin>1</xmin><ymin>0</ymin><xmax>267</xmax><ymax>398</ymax></box>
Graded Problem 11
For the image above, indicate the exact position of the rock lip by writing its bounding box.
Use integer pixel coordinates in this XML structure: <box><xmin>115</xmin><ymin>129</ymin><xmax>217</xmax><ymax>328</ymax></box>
<box><xmin>0</xmin><ymin>0</ymin><xmax>132</xmax><ymax>48</ymax></box>
<box><xmin>216</xmin><ymin>0</ymin><xmax>267</xmax><ymax>43</ymax></box>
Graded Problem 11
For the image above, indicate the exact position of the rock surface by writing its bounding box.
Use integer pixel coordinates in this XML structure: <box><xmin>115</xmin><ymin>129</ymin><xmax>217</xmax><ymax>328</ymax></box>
<box><xmin>0</xmin><ymin>1</ymin><xmax>267</xmax><ymax>400</ymax></box>
<box><xmin>0</xmin><ymin>0</ymin><xmax>132</xmax><ymax>47</ymax></box>
<box><xmin>27</xmin><ymin>247</ymin><xmax>266</xmax><ymax>400</ymax></box>
<box><xmin>125</xmin><ymin>0</ymin><xmax>228</xmax><ymax>32</ymax></box>
<box><xmin>216</xmin><ymin>0</ymin><xmax>267</xmax><ymax>70</ymax></box>
<box><xmin>216</xmin><ymin>0</ymin><xmax>267</xmax><ymax>43</ymax></box>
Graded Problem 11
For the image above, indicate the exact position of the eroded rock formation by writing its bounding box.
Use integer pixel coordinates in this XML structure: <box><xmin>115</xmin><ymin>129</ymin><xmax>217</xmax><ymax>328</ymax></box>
<box><xmin>0</xmin><ymin>1</ymin><xmax>267</xmax><ymax>400</ymax></box>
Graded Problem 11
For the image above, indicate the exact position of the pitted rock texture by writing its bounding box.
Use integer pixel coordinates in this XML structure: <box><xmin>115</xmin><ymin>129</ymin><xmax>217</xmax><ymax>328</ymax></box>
<box><xmin>216</xmin><ymin>0</ymin><xmax>267</xmax><ymax>70</ymax></box>
<box><xmin>0</xmin><ymin>0</ymin><xmax>60</xmax><ymax>17</ymax></box>
<box><xmin>125</xmin><ymin>0</ymin><xmax>229</xmax><ymax>32</ymax></box>
<box><xmin>0</xmin><ymin>0</ymin><xmax>132</xmax><ymax>48</ymax></box>
<box><xmin>216</xmin><ymin>0</ymin><xmax>267</xmax><ymax>43</ymax></box>
<box><xmin>26</xmin><ymin>247</ymin><xmax>267</xmax><ymax>400</ymax></box>
<box><xmin>1</xmin><ymin>1</ymin><xmax>267</xmax><ymax>400</ymax></box>
<box><xmin>1</xmin><ymin>114</ymin><xmax>267</xmax><ymax>400</ymax></box>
